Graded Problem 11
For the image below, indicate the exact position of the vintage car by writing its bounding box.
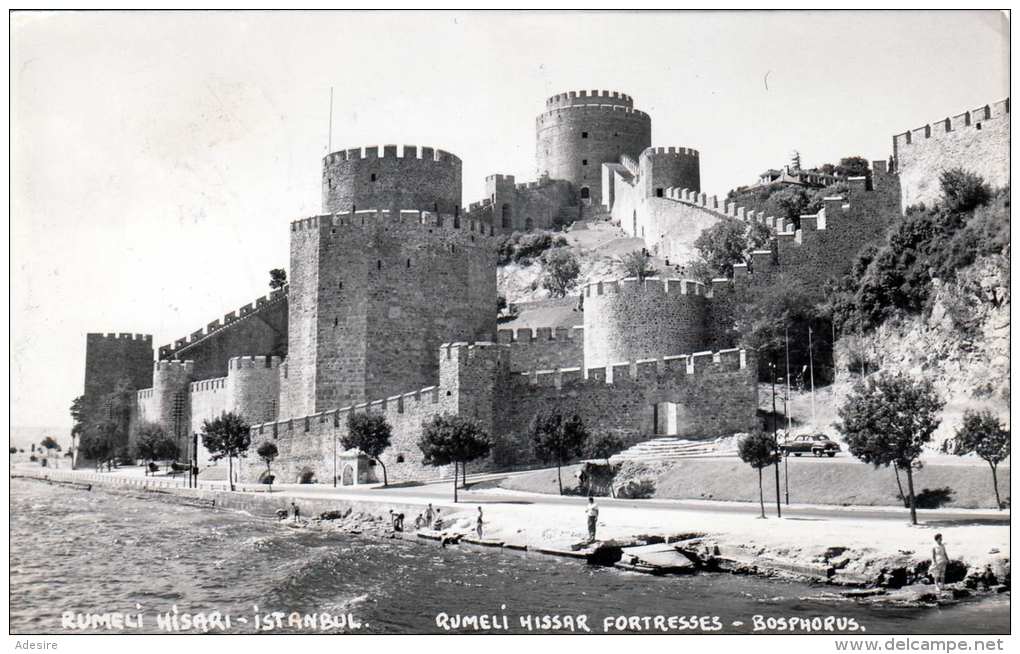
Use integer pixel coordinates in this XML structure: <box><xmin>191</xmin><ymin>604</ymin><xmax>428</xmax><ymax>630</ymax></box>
<box><xmin>780</xmin><ymin>433</ymin><xmax>841</xmax><ymax>457</ymax></box>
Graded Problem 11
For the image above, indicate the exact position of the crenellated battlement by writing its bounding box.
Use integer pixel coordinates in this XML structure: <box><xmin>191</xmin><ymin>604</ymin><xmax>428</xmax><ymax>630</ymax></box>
<box><xmin>228</xmin><ymin>355</ymin><xmax>283</xmax><ymax>370</ymax></box>
<box><xmin>155</xmin><ymin>359</ymin><xmax>194</xmax><ymax>373</ymax></box>
<box><xmin>514</xmin><ymin>347</ymin><xmax>749</xmax><ymax>389</ymax></box>
<box><xmin>158</xmin><ymin>287</ymin><xmax>288</xmax><ymax>359</ymax></box>
<box><xmin>583</xmin><ymin>277</ymin><xmax>708</xmax><ymax>298</ymax></box>
<box><xmin>545</xmin><ymin>89</ymin><xmax>634</xmax><ymax>109</ymax></box>
<box><xmin>893</xmin><ymin>98</ymin><xmax>1010</xmax><ymax>150</ymax></box>
<box><xmin>323</xmin><ymin>144</ymin><xmax>461</xmax><ymax>165</ymax></box>
<box><xmin>640</xmin><ymin>146</ymin><xmax>700</xmax><ymax>159</ymax></box>
<box><xmin>88</xmin><ymin>332</ymin><xmax>152</xmax><ymax>342</ymax></box>
<box><xmin>288</xmin><ymin>209</ymin><xmax>496</xmax><ymax>238</ymax></box>
<box><xmin>497</xmin><ymin>325</ymin><xmax>584</xmax><ymax>343</ymax></box>
<box><xmin>537</xmin><ymin>103</ymin><xmax>651</xmax><ymax>124</ymax></box>
<box><xmin>190</xmin><ymin>377</ymin><xmax>226</xmax><ymax>392</ymax></box>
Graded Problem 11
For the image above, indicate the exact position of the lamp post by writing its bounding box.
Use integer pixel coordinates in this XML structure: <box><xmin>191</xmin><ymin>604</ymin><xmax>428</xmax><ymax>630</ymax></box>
<box><xmin>333</xmin><ymin>435</ymin><xmax>338</xmax><ymax>488</ymax></box>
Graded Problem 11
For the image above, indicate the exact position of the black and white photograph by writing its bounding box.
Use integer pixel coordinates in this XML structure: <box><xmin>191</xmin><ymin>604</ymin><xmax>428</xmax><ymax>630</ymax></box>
<box><xmin>8</xmin><ymin>8</ymin><xmax>1012</xmax><ymax>647</ymax></box>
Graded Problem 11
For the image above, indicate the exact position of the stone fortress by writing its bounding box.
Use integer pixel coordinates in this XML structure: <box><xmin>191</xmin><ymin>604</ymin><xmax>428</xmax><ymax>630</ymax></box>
<box><xmin>80</xmin><ymin>89</ymin><xmax>1010</xmax><ymax>485</ymax></box>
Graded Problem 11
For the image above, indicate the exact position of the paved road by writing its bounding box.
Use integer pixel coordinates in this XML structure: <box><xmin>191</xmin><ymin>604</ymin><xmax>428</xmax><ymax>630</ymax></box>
<box><xmin>17</xmin><ymin>463</ymin><xmax>1009</xmax><ymax>525</ymax></box>
<box><xmin>253</xmin><ymin>473</ymin><xmax>1010</xmax><ymax>525</ymax></box>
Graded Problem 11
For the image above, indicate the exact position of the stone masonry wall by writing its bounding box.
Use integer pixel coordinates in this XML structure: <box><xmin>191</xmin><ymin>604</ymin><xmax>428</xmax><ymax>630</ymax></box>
<box><xmin>497</xmin><ymin>326</ymin><xmax>584</xmax><ymax>372</ymax></box>
<box><xmin>583</xmin><ymin>278</ymin><xmax>711</xmax><ymax>369</ymax></box>
<box><xmin>243</xmin><ymin>343</ymin><xmax>506</xmax><ymax>485</ymax></box>
<box><xmin>499</xmin><ymin>348</ymin><xmax>759</xmax><ymax>444</ymax></box>
<box><xmin>894</xmin><ymin>98</ymin><xmax>1009</xmax><ymax>211</ymax></box>
<box><xmin>83</xmin><ymin>333</ymin><xmax>153</xmax><ymax>414</ymax></box>
<box><xmin>322</xmin><ymin>145</ymin><xmax>462</xmax><ymax>214</ymax></box>
<box><xmin>159</xmin><ymin>290</ymin><xmax>288</xmax><ymax>382</ymax></box>
<box><xmin>284</xmin><ymin>210</ymin><xmax>496</xmax><ymax>417</ymax></box>
<box><xmin>537</xmin><ymin>90</ymin><xmax>652</xmax><ymax>206</ymax></box>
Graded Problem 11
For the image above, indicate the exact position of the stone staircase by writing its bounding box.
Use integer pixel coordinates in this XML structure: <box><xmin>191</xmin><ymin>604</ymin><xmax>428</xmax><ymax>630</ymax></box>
<box><xmin>609</xmin><ymin>437</ymin><xmax>736</xmax><ymax>463</ymax></box>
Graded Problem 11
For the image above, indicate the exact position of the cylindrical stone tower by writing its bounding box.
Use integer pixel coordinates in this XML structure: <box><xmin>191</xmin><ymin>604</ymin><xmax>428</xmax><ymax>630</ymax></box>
<box><xmin>639</xmin><ymin>146</ymin><xmax>701</xmax><ymax>197</ymax></box>
<box><xmin>536</xmin><ymin>90</ymin><xmax>652</xmax><ymax>206</ymax></box>
<box><xmin>583</xmin><ymin>278</ymin><xmax>710</xmax><ymax>370</ymax></box>
<box><xmin>151</xmin><ymin>360</ymin><xmax>194</xmax><ymax>444</ymax></box>
<box><xmin>322</xmin><ymin>144</ymin><xmax>462</xmax><ymax>214</ymax></box>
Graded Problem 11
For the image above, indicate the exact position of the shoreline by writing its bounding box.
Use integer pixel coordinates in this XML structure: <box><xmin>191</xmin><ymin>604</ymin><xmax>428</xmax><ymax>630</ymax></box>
<box><xmin>11</xmin><ymin>467</ymin><xmax>1010</xmax><ymax>610</ymax></box>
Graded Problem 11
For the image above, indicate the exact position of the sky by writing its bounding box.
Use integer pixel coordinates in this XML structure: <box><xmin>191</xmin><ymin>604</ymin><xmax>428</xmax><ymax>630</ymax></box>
<box><xmin>11</xmin><ymin>10</ymin><xmax>1009</xmax><ymax>432</ymax></box>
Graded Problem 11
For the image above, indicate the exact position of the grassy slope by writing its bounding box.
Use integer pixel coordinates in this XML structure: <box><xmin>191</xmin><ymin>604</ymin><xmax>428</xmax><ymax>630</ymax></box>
<box><xmin>500</xmin><ymin>458</ymin><xmax>1009</xmax><ymax>509</ymax></box>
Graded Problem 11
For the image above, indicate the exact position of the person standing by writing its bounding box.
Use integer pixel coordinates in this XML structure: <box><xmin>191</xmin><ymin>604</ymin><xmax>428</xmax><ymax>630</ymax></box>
<box><xmin>932</xmin><ymin>533</ymin><xmax>950</xmax><ymax>592</ymax></box>
<box><xmin>291</xmin><ymin>502</ymin><xmax>301</xmax><ymax>522</ymax></box>
<box><xmin>425</xmin><ymin>503</ymin><xmax>435</xmax><ymax>528</ymax></box>
<box><xmin>476</xmin><ymin>506</ymin><xmax>484</xmax><ymax>539</ymax></box>
<box><xmin>585</xmin><ymin>497</ymin><xmax>599</xmax><ymax>543</ymax></box>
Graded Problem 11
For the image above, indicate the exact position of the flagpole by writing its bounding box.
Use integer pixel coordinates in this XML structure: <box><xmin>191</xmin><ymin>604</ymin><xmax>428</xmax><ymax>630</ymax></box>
<box><xmin>328</xmin><ymin>87</ymin><xmax>334</xmax><ymax>152</ymax></box>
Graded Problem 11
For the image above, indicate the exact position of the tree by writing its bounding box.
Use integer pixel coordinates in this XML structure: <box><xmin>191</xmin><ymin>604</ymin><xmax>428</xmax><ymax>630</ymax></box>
<box><xmin>586</xmin><ymin>432</ymin><xmax>624</xmax><ymax>498</ymax></box>
<box><xmin>540</xmin><ymin>248</ymin><xmax>581</xmax><ymax>297</ymax></box>
<box><xmin>40</xmin><ymin>436</ymin><xmax>61</xmax><ymax>452</ymax></box>
<box><xmin>693</xmin><ymin>219</ymin><xmax>749</xmax><ymax>278</ymax></box>
<box><xmin>256</xmin><ymin>441</ymin><xmax>279</xmax><ymax>487</ymax></box>
<box><xmin>132</xmin><ymin>422</ymin><xmax>178</xmax><ymax>470</ymax></box>
<box><xmin>342</xmin><ymin>413</ymin><xmax>393</xmax><ymax>486</ymax></box>
<box><xmin>201</xmin><ymin>412</ymin><xmax>252</xmax><ymax>491</ymax></box>
<box><xmin>418</xmin><ymin>414</ymin><xmax>491</xmax><ymax>502</ymax></box>
<box><xmin>620</xmin><ymin>250</ymin><xmax>657</xmax><ymax>281</ymax></box>
<box><xmin>942</xmin><ymin>410</ymin><xmax>1009</xmax><ymax>510</ymax></box>
<box><xmin>738</xmin><ymin>430</ymin><xmax>781</xmax><ymax>518</ymax></box>
<box><xmin>269</xmin><ymin>268</ymin><xmax>287</xmax><ymax>290</ymax></box>
<box><xmin>530</xmin><ymin>412</ymin><xmax>590</xmax><ymax>495</ymax></box>
<box><xmin>939</xmin><ymin>168</ymin><xmax>990</xmax><ymax>214</ymax></box>
<box><xmin>836</xmin><ymin>373</ymin><xmax>945</xmax><ymax>524</ymax></box>
<box><xmin>834</xmin><ymin>156</ymin><xmax>870</xmax><ymax>179</ymax></box>
<box><xmin>79</xmin><ymin>421</ymin><xmax>119</xmax><ymax>471</ymax></box>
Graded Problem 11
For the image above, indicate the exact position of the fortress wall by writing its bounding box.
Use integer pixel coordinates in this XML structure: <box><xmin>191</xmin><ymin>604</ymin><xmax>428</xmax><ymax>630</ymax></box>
<box><xmin>893</xmin><ymin>98</ymin><xmax>1009</xmax><ymax>210</ymax></box>
<box><xmin>242</xmin><ymin>343</ymin><xmax>505</xmax><ymax>485</ymax></box>
<box><xmin>188</xmin><ymin>376</ymin><xmax>228</xmax><ymax>466</ymax></box>
<box><xmin>583</xmin><ymin>278</ymin><xmax>711</xmax><ymax>369</ymax></box>
<box><xmin>537</xmin><ymin>99</ymin><xmax>652</xmax><ymax>206</ymax></box>
<box><xmin>735</xmin><ymin>165</ymin><xmax>901</xmax><ymax>290</ymax></box>
<box><xmin>286</xmin><ymin>211</ymin><xmax>495</xmax><ymax>416</ymax></box>
<box><xmin>159</xmin><ymin>290</ymin><xmax>288</xmax><ymax>381</ymax></box>
<box><xmin>496</xmin><ymin>326</ymin><xmax>584</xmax><ymax>372</ymax></box>
<box><xmin>322</xmin><ymin>145</ymin><xmax>462</xmax><ymax>214</ymax></box>
<box><xmin>499</xmin><ymin>349</ymin><xmax>758</xmax><ymax>443</ymax></box>
<box><xmin>484</xmin><ymin>174</ymin><xmax>576</xmax><ymax>232</ymax></box>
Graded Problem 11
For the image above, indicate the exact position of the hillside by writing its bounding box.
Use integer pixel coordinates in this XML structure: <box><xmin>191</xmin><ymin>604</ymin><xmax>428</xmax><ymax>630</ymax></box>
<box><xmin>833</xmin><ymin>253</ymin><xmax>1010</xmax><ymax>442</ymax></box>
<box><xmin>498</xmin><ymin>220</ymin><xmax>645</xmax><ymax>307</ymax></box>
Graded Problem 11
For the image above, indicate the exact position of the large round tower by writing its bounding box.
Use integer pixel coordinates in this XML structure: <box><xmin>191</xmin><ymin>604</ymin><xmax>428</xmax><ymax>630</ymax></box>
<box><xmin>322</xmin><ymin>144</ymin><xmax>462</xmax><ymax>214</ymax></box>
<box><xmin>582</xmin><ymin>277</ymin><xmax>709</xmax><ymax>370</ymax></box>
<box><xmin>536</xmin><ymin>90</ymin><xmax>651</xmax><ymax>206</ymax></box>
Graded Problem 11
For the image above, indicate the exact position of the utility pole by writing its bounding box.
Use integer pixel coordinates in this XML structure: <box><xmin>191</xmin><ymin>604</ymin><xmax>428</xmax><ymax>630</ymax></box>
<box><xmin>771</xmin><ymin>361</ymin><xmax>782</xmax><ymax>518</ymax></box>
<box><xmin>808</xmin><ymin>326</ymin><xmax>817</xmax><ymax>426</ymax></box>
<box><xmin>784</xmin><ymin>326</ymin><xmax>792</xmax><ymax>431</ymax></box>
<box><xmin>333</xmin><ymin>434</ymin><xmax>338</xmax><ymax>488</ymax></box>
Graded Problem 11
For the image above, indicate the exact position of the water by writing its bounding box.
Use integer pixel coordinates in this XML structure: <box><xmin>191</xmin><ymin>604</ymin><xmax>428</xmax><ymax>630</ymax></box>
<box><xmin>9</xmin><ymin>479</ymin><xmax>1009</xmax><ymax>635</ymax></box>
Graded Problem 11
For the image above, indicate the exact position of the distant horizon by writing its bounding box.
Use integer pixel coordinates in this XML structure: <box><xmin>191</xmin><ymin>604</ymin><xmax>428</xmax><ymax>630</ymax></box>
<box><xmin>12</xmin><ymin>10</ymin><xmax>1010</xmax><ymax>428</ymax></box>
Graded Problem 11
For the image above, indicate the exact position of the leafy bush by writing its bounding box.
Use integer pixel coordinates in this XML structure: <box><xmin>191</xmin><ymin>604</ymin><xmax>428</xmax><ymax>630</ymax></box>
<box><xmin>620</xmin><ymin>250</ymin><xmax>657</xmax><ymax>280</ymax></box>
<box><xmin>616</xmin><ymin>479</ymin><xmax>656</xmax><ymax>499</ymax></box>
<box><xmin>497</xmin><ymin>231</ymin><xmax>568</xmax><ymax>266</ymax></box>
<box><xmin>826</xmin><ymin>173</ymin><xmax>1006</xmax><ymax>334</ymax></box>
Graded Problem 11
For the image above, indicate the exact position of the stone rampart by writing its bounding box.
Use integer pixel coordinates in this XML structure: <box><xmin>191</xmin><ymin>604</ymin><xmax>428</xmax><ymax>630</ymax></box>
<box><xmin>893</xmin><ymin>98</ymin><xmax>1010</xmax><ymax>210</ymax></box>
